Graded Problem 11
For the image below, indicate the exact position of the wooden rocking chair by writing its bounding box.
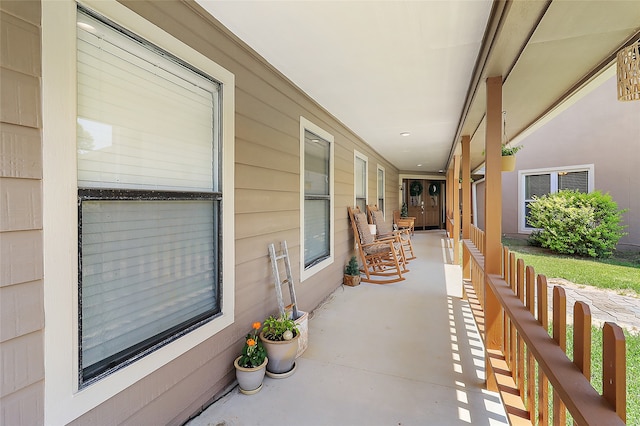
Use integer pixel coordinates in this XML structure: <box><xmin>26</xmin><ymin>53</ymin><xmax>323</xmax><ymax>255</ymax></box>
<box><xmin>367</xmin><ymin>205</ymin><xmax>416</xmax><ymax>261</ymax></box>
<box><xmin>347</xmin><ymin>206</ymin><xmax>406</xmax><ymax>284</ymax></box>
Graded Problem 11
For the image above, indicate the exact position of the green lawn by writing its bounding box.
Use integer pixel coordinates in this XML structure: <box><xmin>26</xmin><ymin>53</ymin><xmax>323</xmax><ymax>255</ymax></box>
<box><xmin>502</xmin><ymin>237</ymin><xmax>640</xmax><ymax>295</ymax></box>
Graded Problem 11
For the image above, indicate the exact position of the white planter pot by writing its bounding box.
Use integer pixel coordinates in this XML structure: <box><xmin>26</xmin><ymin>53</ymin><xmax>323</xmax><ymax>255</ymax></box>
<box><xmin>259</xmin><ymin>330</ymin><xmax>299</xmax><ymax>376</ymax></box>
<box><xmin>234</xmin><ymin>356</ymin><xmax>268</xmax><ymax>395</ymax></box>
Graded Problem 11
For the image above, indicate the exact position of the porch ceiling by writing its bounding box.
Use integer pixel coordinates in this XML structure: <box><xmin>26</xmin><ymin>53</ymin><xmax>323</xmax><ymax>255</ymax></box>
<box><xmin>196</xmin><ymin>1</ymin><xmax>640</xmax><ymax>174</ymax></box>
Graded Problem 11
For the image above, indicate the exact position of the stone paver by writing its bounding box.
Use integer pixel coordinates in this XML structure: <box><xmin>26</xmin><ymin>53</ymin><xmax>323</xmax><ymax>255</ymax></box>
<box><xmin>547</xmin><ymin>278</ymin><xmax>640</xmax><ymax>335</ymax></box>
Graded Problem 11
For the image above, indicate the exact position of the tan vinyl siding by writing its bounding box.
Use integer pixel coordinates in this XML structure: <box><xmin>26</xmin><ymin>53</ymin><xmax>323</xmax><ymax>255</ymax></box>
<box><xmin>0</xmin><ymin>0</ymin><xmax>397</xmax><ymax>423</ymax></box>
<box><xmin>0</xmin><ymin>1</ymin><xmax>45</xmax><ymax>425</ymax></box>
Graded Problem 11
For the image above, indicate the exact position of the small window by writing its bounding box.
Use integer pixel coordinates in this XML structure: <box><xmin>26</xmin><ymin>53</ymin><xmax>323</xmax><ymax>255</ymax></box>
<box><xmin>354</xmin><ymin>151</ymin><xmax>368</xmax><ymax>212</ymax></box>
<box><xmin>77</xmin><ymin>7</ymin><xmax>223</xmax><ymax>386</ymax></box>
<box><xmin>519</xmin><ymin>165</ymin><xmax>593</xmax><ymax>232</ymax></box>
<box><xmin>300</xmin><ymin>118</ymin><xmax>334</xmax><ymax>280</ymax></box>
<box><xmin>377</xmin><ymin>165</ymin><xmax>385</xmax><ymax>213</ymax></box>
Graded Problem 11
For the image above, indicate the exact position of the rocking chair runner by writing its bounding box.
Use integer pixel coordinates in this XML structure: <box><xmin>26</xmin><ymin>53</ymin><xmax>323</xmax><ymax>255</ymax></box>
<box><xmin>367</xmin><ymin>205</ymin><xmax>416</xmax><ymax>261</ymax></box>
<box><xmin>347</xmin><ymin>206</ymin><xmax>406</xmax><ymax>284</ymax></box>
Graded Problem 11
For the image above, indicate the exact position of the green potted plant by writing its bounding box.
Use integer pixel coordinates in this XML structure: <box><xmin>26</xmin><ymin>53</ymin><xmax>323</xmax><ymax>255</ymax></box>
<box><xmin>501</xmin><ymin>144</ymin><xmax>523</xmax><ymax>172</ymax></box>
<box><xmin>343</xmin><ymin>255</ymin><xmax>361</xmax><ymax>287</ymax></box>
<box><xmin>233</xmin><ymin>321</ymin><xmax>268</xmax><ymax>394</ymax></box>
<box><xmin>259</xmin><ymin>313</ymin><xmax>300</xmax><ymax>377</ymax></box>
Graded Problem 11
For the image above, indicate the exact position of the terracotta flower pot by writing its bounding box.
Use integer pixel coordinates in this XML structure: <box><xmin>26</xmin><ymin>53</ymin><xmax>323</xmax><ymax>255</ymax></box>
<box><xmin>259</xmin><ymin>330</ymin><xmax>299</xmax><ymax>377</ymax></box>
<box><xmin>234</xmin><ymin>355</ymin><xmax>268</xmax><ymax>395</ymax></box>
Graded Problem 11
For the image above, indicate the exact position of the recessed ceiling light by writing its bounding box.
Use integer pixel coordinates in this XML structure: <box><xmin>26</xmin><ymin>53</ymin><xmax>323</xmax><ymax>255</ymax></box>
<box><xmin>417</xmin><ymin>164</ymin><xmax>422</xmax><ymax>167</ymax></box>
<box><xmin>400</xmin><ymin>132</ymin><xmax>411</xmax><ymax>137</ymax></box>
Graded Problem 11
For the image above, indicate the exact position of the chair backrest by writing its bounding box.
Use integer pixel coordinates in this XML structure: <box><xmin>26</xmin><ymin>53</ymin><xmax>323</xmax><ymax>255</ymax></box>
<box><xmin>393</xmin><ymin>210</ymin><xmax>401</xmax><ymax>224</ymax></box>
<box><xmin>368</xmin><ymin>206</ymin><xmax>393</xmax><ymax>235</ymax></box>
<box><xmin>348</xmin><ymin>206</ymin><xmax>374</xmax><ymax>245</ymax></box>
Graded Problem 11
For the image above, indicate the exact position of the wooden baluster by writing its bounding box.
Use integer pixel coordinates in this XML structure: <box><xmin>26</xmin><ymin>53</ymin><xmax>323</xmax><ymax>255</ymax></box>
<box><xmin>552</xmin><ymin>286</ymin><xmax>566</xmax><ymax>426</ymax></box>
<box><xmin>503</xmin><ymin>246</ymin><xmax>511</xmax><ymax>369</ymax></box>
<box><xmin>516</xmin><ymin>259</ymin><xmax>525</xmax><ymax>397</ymax></box>
<box><xmin>573</xmin><ymin>302</ymin><xmax>591</xmax><ymax>426</ymax></box>
<box><xmin>603</xmin><ymin>322</ymin><xmax>626</xmax><ymax>423</ymax></box>
<box><xmin>525</xmin><ymin>266</ymin><xmax>536</xmax><ymax>418</ymax></box>
<box><xmin>573</xmin><ymin>302</ymin><xmax>591</xmax><ymax>379</ymax></box>
<box><xmin>509</xmin><ymin>252</ymin><xmax>517</xmax><ymax>381</ymax></box>
<box><xmin>536</xmin><ymin>275</ymin><xmax>549</xmax><ymax>426</ymax></box>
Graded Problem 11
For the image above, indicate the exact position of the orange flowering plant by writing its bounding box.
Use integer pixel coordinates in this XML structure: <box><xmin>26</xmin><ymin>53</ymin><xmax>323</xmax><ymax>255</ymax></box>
<box><xmin>238</xmin><ymin>322</ymin><xmax>267</xmax><ymax>368</ymax></box>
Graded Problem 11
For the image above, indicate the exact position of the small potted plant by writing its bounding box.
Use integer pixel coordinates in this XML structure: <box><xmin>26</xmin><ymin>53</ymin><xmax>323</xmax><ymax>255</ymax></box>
<box><xmin>343</xmin><ymin>255</ymin><xmax>361</xmax><ymax>287</ymax></box>
<box><xmin>233</xmin><ymin>321</ymin><xmax>268</xmax><ymax>394</ymax></box>
<box><xmin>259</xmin><ymin>313</ymin><xmax>300</xmax><ymax>377</ymax></box>
<box><xmin>401</xmin><ymin>202</ymin><xmax>408</xmax><ymax>218</ymax></box>
<box><xmin>501</xmin><ymin>144</ymin><xmax>523</xmax><ymax>172</ymax></box>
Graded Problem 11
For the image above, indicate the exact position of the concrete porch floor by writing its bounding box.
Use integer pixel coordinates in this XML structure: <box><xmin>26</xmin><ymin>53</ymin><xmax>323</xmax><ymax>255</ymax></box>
<box><xmin>186</xmin><ymin>231</ymin><xmax>509</xmax><ymax>426</ymax></box>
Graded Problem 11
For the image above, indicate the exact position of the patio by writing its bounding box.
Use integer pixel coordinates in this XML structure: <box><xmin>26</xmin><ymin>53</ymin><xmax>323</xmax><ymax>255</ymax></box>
<box><xmin>186</xmin><ymin>231</ymin><xmax>508</xmax><ymax>426</ymax></box>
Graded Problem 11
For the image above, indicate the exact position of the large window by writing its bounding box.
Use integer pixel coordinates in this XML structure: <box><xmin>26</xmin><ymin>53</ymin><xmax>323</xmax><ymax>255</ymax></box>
<box><xmin>76</xmin><ymin>7</ymin><xmax>223</xmax><ymax>386</ymax></box>
<box><xmin>377</xmin><ymin>165</ymin><xmax>385</xmax><ymax>213</ymax></box>
<box><xmin>519</xmin><ymin>165</ymin><xmax>594</xmax><ymax>232</ymax></box>
<box><xmin>355</xmin><ymin>151</ymin><xmax>368</xmax><ymax>211</ymax></box>
<box><xmin>43</xmin><ymin>1</ymin><xmax>234</xmax><ymax>421</ymax></box>
<box><xmin>300</xmin><ymin>118</ymin><xmax>334</xmax><ymax>280</ymax></box>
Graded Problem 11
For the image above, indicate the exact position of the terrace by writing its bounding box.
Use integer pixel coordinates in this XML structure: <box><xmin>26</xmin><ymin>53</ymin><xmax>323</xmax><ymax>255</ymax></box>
<box><xmin>189</xmin><ymin>227</ymin><xmax>627</xmax><ymax>425</ymax></box>
<box><xmin>1</xmin><ymin>1</ymin><xmax>637</xmax><ymax>424</ymax></box>
<box><xmin>188</xmin><ymin>231</ymin><xmax>510</xmax><ymax>425</ymax></box>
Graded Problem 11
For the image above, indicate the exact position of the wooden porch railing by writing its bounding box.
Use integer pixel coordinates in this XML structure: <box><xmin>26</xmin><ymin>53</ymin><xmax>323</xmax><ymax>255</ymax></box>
<box><xmin>462</xmin><ymin>225</ymin><xmax>626</xmax><ymax>426</ymax></box>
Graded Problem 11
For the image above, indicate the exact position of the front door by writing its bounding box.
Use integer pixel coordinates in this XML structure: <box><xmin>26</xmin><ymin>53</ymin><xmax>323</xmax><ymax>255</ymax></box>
<box><xmin>424</xmin><ymin>181</ymin><xmax>441</xmax><ymax>228</ymax></box>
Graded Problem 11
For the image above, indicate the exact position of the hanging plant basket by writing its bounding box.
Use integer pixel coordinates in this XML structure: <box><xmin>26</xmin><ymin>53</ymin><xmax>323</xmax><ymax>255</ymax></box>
<box><xmin>502</xmin><ymin>155</ymin><xmax>516</xmax><ymax>172</ymax></box>
<box><xmin>428</xmin><ymin>183</ymin><xmax>440</xmax><ymax>196</ymax></box>
<box><xmin>409</xmin><ymin>181</ymin><xmax>423</xmax><ymax>196</ymax></box>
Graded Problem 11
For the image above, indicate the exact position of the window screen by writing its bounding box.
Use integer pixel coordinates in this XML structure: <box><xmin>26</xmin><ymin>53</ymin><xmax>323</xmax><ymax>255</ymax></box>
<box><xmin>559</xmin><ymin>171</ymin><xmax>588</xmax><ymax>193</ymax></box>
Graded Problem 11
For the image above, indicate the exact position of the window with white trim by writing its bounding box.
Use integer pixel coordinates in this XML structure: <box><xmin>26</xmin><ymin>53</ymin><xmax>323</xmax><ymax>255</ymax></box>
<box><xmin>77</xmin><ymin>6</ymin><xmax>223</xmax><ymax>386</ymax></box>
<box><xmin>354</xmin><ymin>151</ymin><xmax>368</xmax><ymax>212</ymax></box>
<box><xmin>519</xmin><ymin>165</ymin><xmax>594</xmax><ymax>232</ymax></box>
<box><xmin>43</xmin><ymin>2</ymin><xmax>234</xmax><ymax>422</ymax></box>
<box><xmin>377</xmin><ymin>165</ymin><xmax>385</xmax><ymax>213</ymax></box>
<box><xmin>300</xmin><ymin>118</ymin><xmax>334</xmax><ymax>280</ymax></box>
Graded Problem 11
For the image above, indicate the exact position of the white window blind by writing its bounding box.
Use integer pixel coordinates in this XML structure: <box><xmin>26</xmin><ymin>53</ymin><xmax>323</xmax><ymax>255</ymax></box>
<box><xmin>77</xmin><ymin>7</ymin><xmax>221</xmax><ymax>384</ymax></box>
<box><xmin>303</xmin><ymin>130</ymin><xmax>330</xmax><ymax>268</ymax></box>
<box><xmin>81</xmin><ymin>200</ymin><xmax>216</xmax><ymax>370</ymax></box>
<box><xmin>77</xmin><ymin>11</ymin><xmax>219</xmax><ymax>192</ymax></box>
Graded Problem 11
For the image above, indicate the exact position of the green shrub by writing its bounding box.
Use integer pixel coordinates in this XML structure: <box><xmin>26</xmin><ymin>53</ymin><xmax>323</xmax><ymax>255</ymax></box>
<box><xmin>527</xmin><ymin>190</ymin><xmax>627</xmax><ymax>258</ymax></box>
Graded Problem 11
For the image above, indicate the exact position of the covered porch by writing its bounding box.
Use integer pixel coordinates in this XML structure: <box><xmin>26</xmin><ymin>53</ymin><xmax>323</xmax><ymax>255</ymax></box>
<box><xmin>188</xmin><ymin>231</ymin><xmax>509</xmax><ymax>425</ymax></box>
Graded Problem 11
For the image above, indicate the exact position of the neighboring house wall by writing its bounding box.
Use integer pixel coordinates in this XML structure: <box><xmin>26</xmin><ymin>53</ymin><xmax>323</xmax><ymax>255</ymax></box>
<box><xmin>1</xmin><ymin>0</ymin><xmax>398</xmax><ymax>424</ymax></box>
<box><xmin>0</xmin><ymin>1</ymin><xmax>45</xmax><ymax>425</ymax></box>
<box><xmin>473</xmin><ymin>179</ymin><xmax>486</xmax><ymax>231</ymax></box>
<box><xmin>502</xmin><ymin>75</ymin><xmax>640</xmax><ymax>250</ymax></box>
